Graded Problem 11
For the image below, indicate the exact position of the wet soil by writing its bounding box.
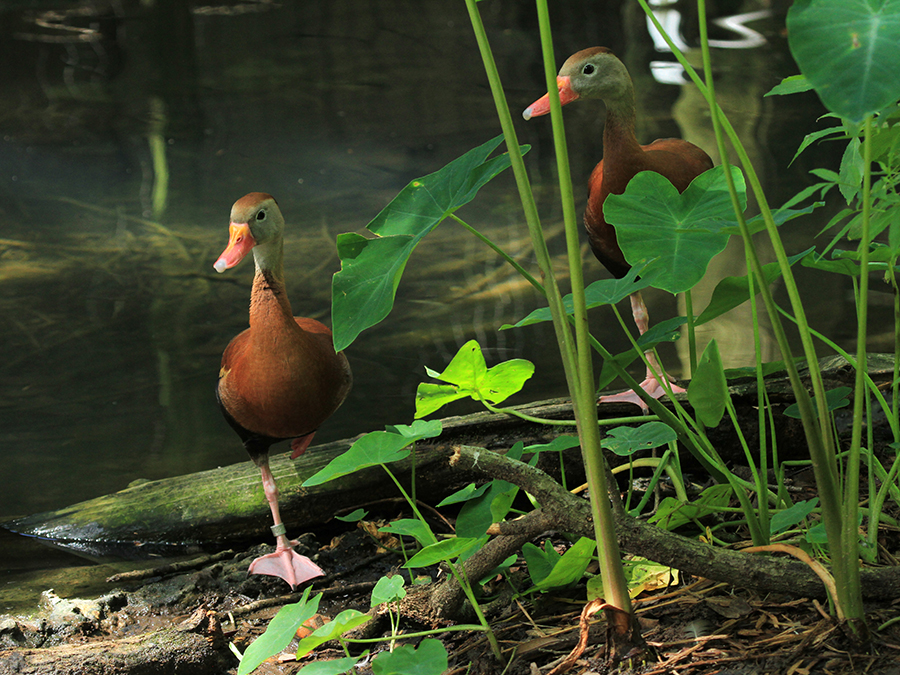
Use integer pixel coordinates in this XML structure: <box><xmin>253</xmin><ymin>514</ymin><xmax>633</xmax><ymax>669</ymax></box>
<box><xmin>3</xmin><ymin>509</ymin><xmax>900</xmax><ymax>675</ymax></box>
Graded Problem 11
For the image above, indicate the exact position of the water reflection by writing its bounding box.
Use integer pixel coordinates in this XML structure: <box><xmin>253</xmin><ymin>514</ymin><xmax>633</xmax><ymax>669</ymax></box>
<box><xmin>0</xmin><ymin>0</ymin><xmax>861</xmax><ymax>598</ymax></box>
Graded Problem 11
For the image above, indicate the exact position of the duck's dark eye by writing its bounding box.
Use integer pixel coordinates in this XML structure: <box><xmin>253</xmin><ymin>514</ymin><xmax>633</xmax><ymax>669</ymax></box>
<box><xmin>583</xmin><ymin>63</ymin><xmax>596</xmax><ymax>75</ymax></box>
<box><xmin>256</xmin><ymin>209</ymin><xmax>267</xmax><ymax>221</ymax></box>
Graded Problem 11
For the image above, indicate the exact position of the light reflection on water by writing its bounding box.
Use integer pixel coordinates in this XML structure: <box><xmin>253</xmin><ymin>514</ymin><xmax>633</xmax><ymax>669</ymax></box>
<box><xmin>0</xmin><ymin>0</ymin><xmax>873</xmax><ymax>605</ymax></box>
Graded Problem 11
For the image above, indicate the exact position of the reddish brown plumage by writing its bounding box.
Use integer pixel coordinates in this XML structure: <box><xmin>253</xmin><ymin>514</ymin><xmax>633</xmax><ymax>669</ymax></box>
<box><xmin>524</xmin><ymin>48</ymin><xmax>713</xmax><ymax>408</ymax></box>
<box><xmin>524</xmin><ymin>47</ymin><xmax>713</xmax><ymax>279</ymax></box>
<box><xmin>213</xmin><ymin>192</ymin><xmax>351</xmax><ymax>586</ymax></box>
<box><xmin>218</xmin><ymin>274</ymin><xmax>350</xmax><ymax>448</ymax></box>
<box><xmin>585</xmin><ymin>132</ymin><xmax>713</xmax><ymax>279</ymax></box>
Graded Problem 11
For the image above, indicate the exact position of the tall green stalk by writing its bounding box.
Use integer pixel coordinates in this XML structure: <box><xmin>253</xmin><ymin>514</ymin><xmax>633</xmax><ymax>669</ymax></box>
<box><xmin>685</xmin><ymin>0</ymin><xmax>864</xmax><ymax>624</ymax></box>
<box><xmin>462</xmin><ymin>0</ymin><xmax>632</xmax><ymax>615</ymax></box>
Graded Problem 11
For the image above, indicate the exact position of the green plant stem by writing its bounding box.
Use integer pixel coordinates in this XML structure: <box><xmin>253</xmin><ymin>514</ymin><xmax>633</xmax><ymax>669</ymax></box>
<box><xmin>380</xmin><ymin>465</ymin><xmax>437</xmax><ymax>545</ymax></box>
<box><xmin>684</xmin><ymin>290</ymin><xmax>697</xmax><ymax>376</ymax></box>
<box><xmin>448</xmin><ymin>561</ymin><xmax>503</xmax><ymax>660</ymax></box>
<box><xmin>463</xmin><ymin>0</ymin><xmax>632</xmax><ymax>615</ymax></box>
<box><xmin>533</xmin><ymin>0</ymin><xmax>632</xmax><ymax>615</ymax></box>
<box><xmin>840</xmin><ymin>115</ymin><xmax>873</xmax><ymax>625</ymax></box>
<box><xmin>482</xmin><ymin>398</ymin><xmax>657</xmax><ymax>427</ymax></box>
<box><xmin>746</xmin><ymin>247</ymin><xmax>771</xmax><ymax>531</ymax></box>
<box><xmin>450</xmin><ymin>214</ymin><xmax>544</xmax><ymax>292</ymax></box>
<box><xmin>343</xmin><ymin>625</ymin><xmax>490</xmax><ymax>643</ymax></box>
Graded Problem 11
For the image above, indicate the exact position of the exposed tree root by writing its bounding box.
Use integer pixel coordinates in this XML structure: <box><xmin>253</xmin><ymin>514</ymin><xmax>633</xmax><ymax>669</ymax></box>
<box><xmin>430</xmin><ymin>443</ymin><xmax>900</xmax><ymax>621</ymax></box>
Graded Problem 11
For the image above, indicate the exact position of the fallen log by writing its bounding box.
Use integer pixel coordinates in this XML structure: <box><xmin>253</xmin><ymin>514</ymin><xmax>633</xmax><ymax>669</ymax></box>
<box><xmin>3</xmin><ymin>354</ymin><xmax>894</xmax><ymax>561</ymax></box>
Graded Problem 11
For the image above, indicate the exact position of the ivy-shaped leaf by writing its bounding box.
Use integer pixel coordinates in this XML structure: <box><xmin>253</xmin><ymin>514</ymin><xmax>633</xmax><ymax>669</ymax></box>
<box><xmin>415</xmin><ymin>340</ymin><xmax>534</xmax><ymax>418</ymax></box>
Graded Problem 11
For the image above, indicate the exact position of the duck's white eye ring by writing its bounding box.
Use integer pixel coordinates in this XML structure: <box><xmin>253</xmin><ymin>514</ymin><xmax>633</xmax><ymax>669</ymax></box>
<box><xmin>256</xmin><ymin>209</ymin><xmax>267</xmax><ymax>221</ymax></box>
<box><xmin>583</xmin><ymin>63</ymin><xmax>596</xmax><ymax>75</ymax></box>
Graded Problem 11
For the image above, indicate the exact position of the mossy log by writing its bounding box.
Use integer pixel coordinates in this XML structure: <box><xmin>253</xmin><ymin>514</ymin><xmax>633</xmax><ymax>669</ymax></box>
<box><xmin>3</xmin><ymin>354</ymin><xmax>894</xmax><ymax>559</ymax></box>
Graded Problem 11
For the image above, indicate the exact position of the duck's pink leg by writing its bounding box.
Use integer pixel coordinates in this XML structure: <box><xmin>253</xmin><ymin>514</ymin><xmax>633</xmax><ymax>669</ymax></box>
<box><xmin>599</xmin><ymin>291</ymin><xmax>685</xmax><ymax>412</ymax></box>
<box><xmin>248</xmin><ymin>455</ymin><xmax>323</xmax><ymax>588</ymax></box>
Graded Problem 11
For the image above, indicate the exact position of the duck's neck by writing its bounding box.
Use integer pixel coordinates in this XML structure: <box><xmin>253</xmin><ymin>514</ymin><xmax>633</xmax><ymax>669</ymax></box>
<box><xmin>249</xmin><ymin>238</ymin><xmax>293</xmax><ymax>327</ymax></box>
<box><xmin>602</xmin><ymin>90</ymin><xmax>642</xmax><ymax>166</ymax></box>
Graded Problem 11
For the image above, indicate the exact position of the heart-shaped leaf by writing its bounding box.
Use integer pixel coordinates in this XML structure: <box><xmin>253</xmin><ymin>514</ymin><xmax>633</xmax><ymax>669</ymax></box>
<box><xmin>297</xmin><ymin>656</ymin><xmax>366</xmax><ymax>675</ymax></box>
<box><xmin>787</xmin><ymin>0</ymin><xmax>900</xmax><ymax>122</ymax></box>
<box><xmin>302</xmin><ymin>426</ymin><xmax>436</xmax><ymax>487</ymax></box>
<box><xmin>528</xmin><ymin>537</ymin><xmax>596</xmax><ymax>592</ymax></box>
<box><xmin>415</xmin><ymin>340</ymin><xmax>534</xmax><ymax>418</ymax></box>
<box><xmin>404</xmin><ymin>536</ymin><xmax>486</xmax><ymax>568</ymax></box>
<box><xmin>604</xmin><ymin>166</ymin><xmax>745</xmax><ymax>293</ymax></box>
<box><xmin>371</xmin><ymin>639</ymin><xmax>448</xmax><ymax>675</ymax></box>
<box><xmin>295</xmin><ymin>609</ymin><xmax>371</xmax><ymax>659</ymax></box>
<box><xmin>379</xmin><ymin>518</ymin><xmax>436</xmax><ymax>547</ymax></box>
<box><xmin>502</xmin><ymin>264</ymin><xmax>655</xmax><ymax>329</ymax></box>
<box><xmin>600</xmin><ymin>422</ymin><xmax>678</xmax><ymax>456</ymax></box>
<box><xmin>371</xmin><ymin>575</ymin><xmax>407</xmax><ymax>607</ymax></box>
<box><xmin>784</xmin><ymin>386</ymin><xmax>852</xmax><ymax>419</ymax></box>
<box><xmin>522</xmin><ymin>540</ymin><xmax>560</xmax><ymax>586</ymax></box>
<box><xmin>696</xmin><ymin>248</ymin><xmax>814</xmax><ymax>325</ymax></box>
<box><xmin>237</xmin><ymin>588</ymin><xmax>318</xmax><ymax>675</ymax></box>
<box><xmin>770</xmin><ymin>498</ymin><xmax>819</xmax><ymax>535</ymax></box>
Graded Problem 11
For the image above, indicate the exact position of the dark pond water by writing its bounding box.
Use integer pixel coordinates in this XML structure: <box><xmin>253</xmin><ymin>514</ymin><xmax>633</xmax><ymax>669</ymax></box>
<box><xmin>0</xmin><ymin>0</ymin><xmax>887</xmax><ymax>612</ymax></box>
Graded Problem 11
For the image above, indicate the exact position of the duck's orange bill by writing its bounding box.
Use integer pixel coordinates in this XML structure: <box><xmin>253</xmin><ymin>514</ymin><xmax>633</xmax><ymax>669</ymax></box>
<box><xmin>213</xmin><ymin>222</ymin><xmax>256</xmax><ymax>273</ymax></box>
<box><xmin>522</xmin><ymin>76</ymin><xmax>580</xmax><ymax>120</ymax></box>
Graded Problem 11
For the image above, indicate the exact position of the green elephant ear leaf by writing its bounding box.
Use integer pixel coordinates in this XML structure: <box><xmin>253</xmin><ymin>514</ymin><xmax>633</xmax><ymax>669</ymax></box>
<box><xmin>331</xmin><ymin>136</ymin><xmax>528</xmax><ymax>352</ymax></box>
<box><xmin>787</xmin><ymin>0</ymin><xmax>900</xmax><ymax>122</ymax></box>
<box><xmin>604</xmin><ymin>166</ymin><xmax>745</xmax><ymax>294</ymax></box>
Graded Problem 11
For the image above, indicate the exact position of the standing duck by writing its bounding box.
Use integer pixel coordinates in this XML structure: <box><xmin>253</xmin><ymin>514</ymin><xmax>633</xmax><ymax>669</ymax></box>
<box><xmin>524</xmin><ymin>47</ymin><xmax>713</xmax><ymax>409</ymax></box>
<box><xmin>213</xmin><ymin>192</ymin><xmax>352</xmax><ymax>587</ymax></box>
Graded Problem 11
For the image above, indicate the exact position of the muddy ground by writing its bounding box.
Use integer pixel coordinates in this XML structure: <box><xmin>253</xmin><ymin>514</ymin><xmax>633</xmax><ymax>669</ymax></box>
<box><xmin>3</xmin><ymin>506</ymin><xmax>900</xmax><ymax>675</ymax></box>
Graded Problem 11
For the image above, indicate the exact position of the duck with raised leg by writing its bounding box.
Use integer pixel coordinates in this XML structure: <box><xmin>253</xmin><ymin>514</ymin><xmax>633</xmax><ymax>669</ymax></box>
<box><xmin>214</xmin><ymin>192</ymin><xmax>352</xmax><ymax>588</ymax></box>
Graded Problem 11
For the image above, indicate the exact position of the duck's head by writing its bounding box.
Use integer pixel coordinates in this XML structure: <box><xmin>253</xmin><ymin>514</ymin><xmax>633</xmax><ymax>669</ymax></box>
<box><xmin>214</xmin><ymin>192</ymin><xmax>284</xmax><ymax>273</ymax></box>
<box><xmin>523</xmin><ymin>47</ymin><xmax>631</xmax><ymax>120</ymax></box>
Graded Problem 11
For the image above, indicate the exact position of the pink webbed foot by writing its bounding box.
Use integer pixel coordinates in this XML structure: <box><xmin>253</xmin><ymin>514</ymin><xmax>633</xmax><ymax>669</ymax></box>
<box><xmin>599</xmin><ymin>376</ymin><xmax>686</xmax><ymax>413</ymax></box>
<box><xmin>248</xmin><ymin>534</ymin><xmax>324</xmax><ymax>588</ymax></box>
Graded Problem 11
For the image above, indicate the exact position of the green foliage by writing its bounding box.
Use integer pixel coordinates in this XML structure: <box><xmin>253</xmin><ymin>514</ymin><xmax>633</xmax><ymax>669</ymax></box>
<box><xmin>295</xmin><ymin>610</ymin><xmax>371</xmax><ymax>660</ymax></box>
<box><xmin>521</xmin><ymin>540</ymin><xmax>559</xmax><ymax>586</ymax></box>
<box><xmin>371</xmin><ymin>639</ymin><xmax>448</xmax><ymax>675</ymax></box>
<box><xmin>783</xmin><ymin>387</ymin><xmax>852</xmax><ymax>419</ymax></box>
<box><xmin>379</xmin><ymin>518</ymin><xmax>436</xmax><ymax>547</ymax></box>
<box><xmin>371</xmin><ymin>575</ymin><xmax>407</xmax><ymax>607</ymax></box>
<box><xmin>601</xmin><ymin>422</ymin><xmax>678</xmax><ymax>456</ymax></box>
<box><xmin>302</xmin><ymin>421</ymin><xmax>442</xmax><ymax>487</ymax></box>
<box><xmin>605</xmin><ymin>166</ymin><xmax>746</xmax><ymax>293</ymax></box>
<box><xmin>237</xmin><ymin>588</ymin><xmax>318</xmax><ymax>675</ymax></box>
<box><xmin>521</xmin><ymin>537</ymin><xmax>596</xmax><ymax>593</ymax></box>
<box><xmin>415</xmin><ymin>340</ymin><xmax>535</xmax><ymax>418</ymax></box>
<box><xmin>787</xmin><ymin>0</ymin><xmax>900</xmax><ymax>121</ymax></box>
<box><xmin>688</xmin><ymin>340</ymin><xmax>729</xmax><ymax>428</ymax></box>
<box><xmin>695</xmin><ymin>248</ymin><xmax>813</xmax><ymax>325</ymax></box>
<box><xmin>331</xmin><ymin>136</ymin><xmax>527</xmax><ymax>352</ymax></box>
<box><xmin>297</xmin><ymin>657</ymin><xmax>365</xmax><ymax>674</ymax></box>
<box><xmin>649</xmin><ymin>484</ymin><xmax>733</xmax><ymax>531</ymax></box>
<box><xmin>335</xmin><ymin>508</ymin><xmax>368</xmax><ymax>522</ymax></box>
<box><xmin>455</xmin><ymin>479</ymin><xmax>518</xmax><ymax>538</ymax></box>
<box><xmin>404</xmin><ymin>537</ymin><xmax>486</xmax><ymax>568</ymax></box>
<box><xmin>770</xmin><ymin>498</ymin><xmax>819</xmax><ymax>536</ymax></box>
<box><xmin>505</xmin><ymin>264</ymin><xmax>654</xmax><ymax>329</ymax></box>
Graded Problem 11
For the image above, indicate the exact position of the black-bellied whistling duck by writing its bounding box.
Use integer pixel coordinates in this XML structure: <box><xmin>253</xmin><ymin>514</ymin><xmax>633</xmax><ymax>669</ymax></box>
<box><xmin>524</xmin><ymin>47</ymin><xmax>713</xmax><ymax>410</ymax></box>
<box><xmin>213</xmin><ymin>192</ymin><xmax>352</xmax><ymax>588</ymax></box>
